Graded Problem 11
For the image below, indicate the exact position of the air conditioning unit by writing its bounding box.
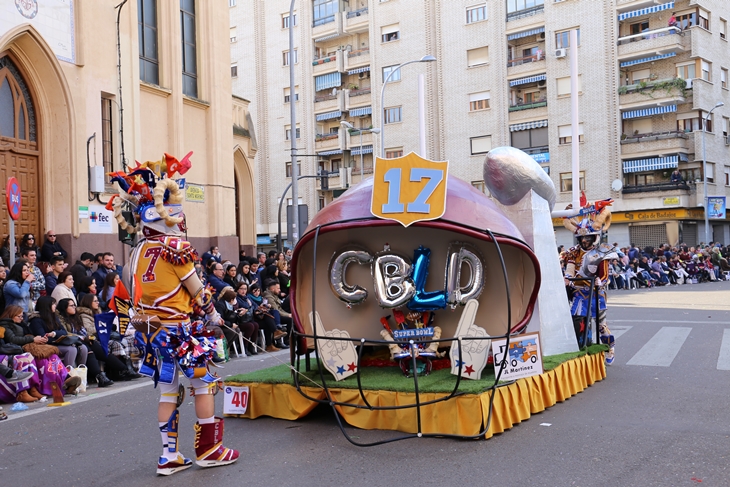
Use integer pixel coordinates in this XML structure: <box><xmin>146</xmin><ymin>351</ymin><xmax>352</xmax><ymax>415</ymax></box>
<box><xmin>555</xmin><ymin>48</ymin><xmax>567</xmax><ymax>58</ymax></box>
<box><xmin>539</xmin><ymin>32</ymin><xmax>546</xmax><ymax>40</ymax></box>
<box><xmin>685</xmin><ymin>79</ymin><xmax>693</xmax><ymax>89</ymax></box>
<box><xmin>537</xmin><ymin>79</ymin><xmax>547</xmax><ymax>87</ymax></box>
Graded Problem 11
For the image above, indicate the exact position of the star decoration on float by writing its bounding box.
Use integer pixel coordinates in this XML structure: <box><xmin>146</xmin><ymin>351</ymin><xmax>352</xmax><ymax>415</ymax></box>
<box><xmin>336</xmin><ymin>365</ymin><xmax>346</xmax><ymax>375</ymax></box>
<box><xmin>326</xmin><ymin>357</ymin><xmax>337</xmax><ymax>368</ymax></box>
<box><xmin>464</xmin><ymin>365</ymin><xmax>475</xmax><ymax>376</ymax></box>
<box><xmin>347</xmin><ymin>363</ymin><xmax>357</xmax><ymax>372</ymax></box>
<box><xmin>453</xmin><ymin>358</ymin><xmax>464</xmax><ymax>368</ymax></box>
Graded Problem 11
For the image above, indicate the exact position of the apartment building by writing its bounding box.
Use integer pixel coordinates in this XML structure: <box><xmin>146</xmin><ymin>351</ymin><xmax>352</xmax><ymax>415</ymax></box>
<box><xmin>232</xmin><ymin>0</ymin><xmax>730</xmax><ymax>249</ymax></box>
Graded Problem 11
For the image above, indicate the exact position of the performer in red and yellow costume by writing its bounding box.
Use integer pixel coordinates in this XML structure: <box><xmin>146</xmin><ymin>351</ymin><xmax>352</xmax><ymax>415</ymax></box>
<box><xmin>110</xmin><ymin>153</ymin><xmax>238</xmax><ymax>476</ymax></box>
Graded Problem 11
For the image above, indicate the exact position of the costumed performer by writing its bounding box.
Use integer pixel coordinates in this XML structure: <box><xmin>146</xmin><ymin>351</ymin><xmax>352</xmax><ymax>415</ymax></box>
<box><xmin>562</xmin><ymin>198</ymin><xmax>616</xmax><ymax>366</ymax></box>
<box><xmin>110</xmin><ymin>153</ymin><xmax>239</xmax><ymax>476</ymax></box>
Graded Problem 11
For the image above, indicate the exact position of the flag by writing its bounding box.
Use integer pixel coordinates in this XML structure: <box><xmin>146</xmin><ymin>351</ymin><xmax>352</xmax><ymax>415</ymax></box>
<box><xmin>110</xmin><ymin>281</ymin><xmax>132</xmax><ymax>335</ymax></box>
<box><xmin>94</xmin><ymin>311</ymin><xmax>116</xmax><ymax>354</ymax></box>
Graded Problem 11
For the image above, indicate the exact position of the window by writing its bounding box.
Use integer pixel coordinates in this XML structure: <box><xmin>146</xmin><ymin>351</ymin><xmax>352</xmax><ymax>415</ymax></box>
<box><xmin>383</xmin><ymin>65</ymin><xmax>401</xmax><ymax>82</ymax></box>
<box><xmin>101</xmin><ymin>97</ymin><xmax>114</xmax><ymax>179</ymax></box>
<box><xmin>229</xmin><ymin>0</ymin><xmax>236</xmax><ymax>6</ymax></box>
<box><xmin>676</xmin><ymin>61</ymin><xmax>696</xmax><ymax>80</ymax></box>
<box><xmin>511</xmin><ymin>126</ymin><xmax>548</xmax><ymax>149</ymax></box>
<box><xmin>331</xmin><ymin>159</ymin><xmax>341</xmax><ymax>172</ymax></box>
<box><xmin>558</xmin><ymin>123</ymin><xmax>584</xmax><ymax>144</ymax></box>
<box><xmin>469</xmin><ymin>91</ymin><xmax>490</xmax><ymax>111</ymax></box>
<box><xmin>383</xmin><ymin>106</ymin><xmax>402</xmax><ymax>124</ymax></box>
<box><xmin>723</xmin><ymin>117</ymin><xmax>729</xmax><ymax>137</ymax></box>
<box><xmin>319</xmin><ymin>197</ymin><xmax>326</xmax><ymax>211</ymax></box>
<box><xmin>722</xmin><ymin>68</ymin><xmax>728</xmax><ymax>89</ymax></box>
<box><xmin>285</xmin><ymin>125</ymin><xmax>301</xmax><ymax>140</ymax></box>
<box><xmin>285</xmin><ymin>161</ymin><xmax>302</xmax><ymax>178</ymax></box>
<box><xmin>555</xmin><ymin>28</ymin><xmax>580</xmax><ymax>49</ymax></box>
<box><xmin>701</xmin><ymin>60</ymin><xmax>711</xmax><ymax>81</ymax></box>
<box><xmin>313</xmin><ymin>0</ymin><xmax>337</xmax><ymax>27</ymax></box>
<box><xmin>724</xmin><ymin>166</ymin><xmax>730</xmax><ymax>186</ymax></box>
<box><xmin>181</xmin><ymin>0</ymin><xmax>198</xmax><ymax>98</ymax></box>
<box><xmin>628</xmin><ymin>118</ymin><xmax>653</xmax><ymax>136</ymax></box>
<box><xmin>706</xmin><ymin>162</ymin><xmax>715</xmax><ymax>183</ymax></box>
<box><xmin>466</xmin><ymin>4</ymin><xmax>487</xmax><ymax>24</ymax></box>
<box><xmin>471</xmin><ymin>181</ymin><xmax>487</xmax><ymax>193</ymax></box>
<box><xmin>560</xmin><ymin>171</ymin><xmax>585</xmax><ymax>192</ymax></box>
<box><xmin>630</xmin><ymin>21</ymin><xmax>649</xmax><ymax>36</ymax></box>
<box><xmin>677</xmin><ymin>111</ymin><xmax>710</xmax><ymax>133</ymax></box>
<box><xmin>385</xmin><ymin>148</ymin><xmax>404</xmax><ymax>158</ymax></box>
<box><xmin>230</xmin><ymin>26</ymin><xmax>237</xmax><ymax>43</ymax></box>
<box><xmin>138</xmin><ymin>0</ymin><xmax>159</xmax><ymax>85</ymax></box>
<box><xmin>722</xmin><ymin>18</ymin><xmax>728</xmax><ymax>39</ymax></box>
<box><xmin>282</xmin><ymin>12</ymin><xmax>297</xmax><ymax>28</ymax></box>
<box><xmin>507</xmin><ymin>0</ymin><xmax>545</xmax><ymax>14</ymax></box>
<box><xmin>283</xmin><ymin>49</ymin><xmax>298</xmax><ymax>66</ymax></box>
<box><xmin>556</xmin><ymin>75</ymin><xmax>583</xmax><ymax>96</ymax></box>
<box><xmin>467</xmin><ymin>46</ymin><xmax>489</xmax><ymax>67</ymax></box>
<box><xmin>699</xmin><ymin>9</ymin><xmax>709</xmax><ymax>29</ymax></box>
<box><xmin>231</xmin><ymin>64</ymin><xmax>238</xmax><ymax>78</ymax></box>
<box><xmin>675</xmin><ymin>9</ymin><xmax>708</xmax><ymax>30</ymax></box>
<box><xmin>284</xmin><ymin>87</ymin><xmax>299</xmax><ymax>103</ymax></box>
<box><xmin>631</xmin><ymin>68</ymin><xmax>651</xmax><ymax>83</ymax></box>
<box><xmin>381</xmin><ymin>24</ymin><xmax>400</xmax><ymax>43</ymax></box>
<box><xmin>470</xmin><ymin>135</ymin><xmax>492</xmax><ymax>155</ymax></box>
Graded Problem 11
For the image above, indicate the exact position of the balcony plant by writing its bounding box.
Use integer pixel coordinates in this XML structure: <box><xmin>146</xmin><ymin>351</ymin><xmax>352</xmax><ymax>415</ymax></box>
<box><xmin>617</xmin><ymin>77</ymin><xmax>688</xmax><ymax>98</ymax></box>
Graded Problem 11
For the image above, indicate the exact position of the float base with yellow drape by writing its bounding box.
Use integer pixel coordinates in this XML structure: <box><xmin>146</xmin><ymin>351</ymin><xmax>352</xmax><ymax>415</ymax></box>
<box><xmin>224</xmin><ymin>352</ymin><xmax>606</xmax><ymax>439</ymax></box>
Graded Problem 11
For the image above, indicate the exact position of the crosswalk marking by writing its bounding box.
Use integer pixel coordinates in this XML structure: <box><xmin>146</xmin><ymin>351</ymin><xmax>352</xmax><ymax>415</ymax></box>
<box><xmin>626</xmin><ymin>327</ymin><xmax>691</xmax><ymax>367</ymax></box>
<box><xmin>718</xmin><ymin>329</ymin><xmax>730</xmax><ymax>371</ymax></box>
<box><xmin>610</xmin><ymin>325</ymin><xmax>632</xmax><ymax>340</ymax></box>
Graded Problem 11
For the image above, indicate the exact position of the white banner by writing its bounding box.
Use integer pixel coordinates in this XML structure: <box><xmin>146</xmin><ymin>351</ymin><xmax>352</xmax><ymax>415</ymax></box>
<box><xmin>492</xmin><ymin>332</ymin><xmax>543</xmax><ymax>382</ymax></box>
<box><xmin>223</xmin><ymin>386</ymin><xmax>249</xmax><ymax>415</ymax></box>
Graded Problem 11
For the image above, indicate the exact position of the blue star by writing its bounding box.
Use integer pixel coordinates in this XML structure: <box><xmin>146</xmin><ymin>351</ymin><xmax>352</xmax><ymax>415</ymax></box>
<box><xmin>454</xmin><ymin>359</ymin><xmax>464</xmax><ymax>368</ymax></box>
<box><xmin>336</xmin><ymin>365</ymin><xmax>346</xmax><ymax>375</ymax></box>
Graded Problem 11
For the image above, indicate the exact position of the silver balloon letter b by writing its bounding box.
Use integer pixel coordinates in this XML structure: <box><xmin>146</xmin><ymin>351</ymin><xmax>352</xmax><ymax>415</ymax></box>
<box><xmin>372</xmin><ymin>253</ymin><xmax>415</xmax><ymax>308</ymax></box>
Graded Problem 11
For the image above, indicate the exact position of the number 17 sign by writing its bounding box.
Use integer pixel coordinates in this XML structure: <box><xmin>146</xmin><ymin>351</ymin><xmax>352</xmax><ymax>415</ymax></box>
<box><xmin>370</xmin><ymin>152</ymin><xmax>449</xmax><ymax>227</ymax></box>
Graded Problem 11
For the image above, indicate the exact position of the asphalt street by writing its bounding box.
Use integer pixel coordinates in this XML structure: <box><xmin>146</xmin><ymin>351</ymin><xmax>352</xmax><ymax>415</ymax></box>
<box><xmin>1</xmin><ymin>281</ymin><xmax>729</xmax><ymax>487</ymax></box>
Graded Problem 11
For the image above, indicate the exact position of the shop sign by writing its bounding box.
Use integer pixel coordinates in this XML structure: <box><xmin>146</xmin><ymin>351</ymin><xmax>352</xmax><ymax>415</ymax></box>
<box><xmin>663</xmin><ymin>197</ymin><xmax>680</xmax><ymax>206</ymax></box>
<box><xmin>185</xmin><ymin>184</ymin><xmax>205</xmax><ymax>202</ymax></box>
<box><xmin>552</xmin><ymin>208</ymin><xmax>706</xmax><ymax>227</ymax></box>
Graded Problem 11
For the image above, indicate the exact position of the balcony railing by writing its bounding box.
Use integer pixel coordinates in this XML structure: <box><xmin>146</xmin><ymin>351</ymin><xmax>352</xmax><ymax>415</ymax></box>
<box><xmin>506</xmin><ymin>5</ymin><xmax>544</xmax><ymax>22</ymax></box>
<box><xmin>507</xmin><ymin>52</ymin><xmax>544</xmax><ymax>67</ymax></box>
<box><xmin>315</xmin><ymin>93</ymin><xmax>338</xmax><ymax>103</ymax></box>
<box><xmin>312</xmin><ymin>53</ymin><xmax>337</xmax><ymax>65</ymax></box>
<box><xmin>346</xmin><ymin>7</ymin><xmax>368</xmax><ymax>18</ymax></box>
<box><xmin>623</xmin><ymin>181</ymin><xmax>690</xmax><ymax>194</ymax></box>
<box><xmin>348</xmin><ymin>48</ymin><xmax>369</xmax><ymax>58</ymax></box>
<box><xmin>313</xmin><ymin>15</ymin><xmax>336</xmax><ymax>27</ymax></box>
<box><xmin>617</xmin><ymin>26</ymin><xmax>682</xmax><ymax>45</ymax></box>
<box><xmin>621</xmin><ymin>130</ymin><xmax>689</xmax><ymax>144</ymax></box>
<box><xmin>349</xmin><ymin>88</ymin><xmax>371</xmax><ymax>97</ymax></box>
<box><xmin>509</xmin><ymin>99</ymin><xmax>547</xmax><ymax>112</ymax></box>
<box><xmin>315</xmin><ymin>133</ymin><xmax>339</xmax><ymax>141</ymax></box>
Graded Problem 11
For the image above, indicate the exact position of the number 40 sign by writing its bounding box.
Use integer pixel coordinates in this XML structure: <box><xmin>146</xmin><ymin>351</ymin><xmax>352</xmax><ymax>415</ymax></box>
<box><xmin>370</xmin><ymin>153</ymin><xmax>449</xmax><ymax>227</ymax></box>
<box><xmin>223</xmin><ymin>386</ymin><xmax>249</xmax><ymax>415</ymax></box>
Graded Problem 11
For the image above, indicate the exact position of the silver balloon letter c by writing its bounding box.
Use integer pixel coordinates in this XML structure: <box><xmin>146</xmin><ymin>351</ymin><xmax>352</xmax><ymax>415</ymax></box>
<box><xmin>329</xmin><ymin>248</ymin><xmax>373</xmax><ymax>305</ymax></box>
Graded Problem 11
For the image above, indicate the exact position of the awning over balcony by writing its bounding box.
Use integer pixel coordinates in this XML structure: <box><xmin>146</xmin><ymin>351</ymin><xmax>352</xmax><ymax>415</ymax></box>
<box><xmin>315</xmin><ymin>33</ymin><xmax>340</xmax><ymax>42</ymax></box>
<box><xmin>507</xmin><ymin>26</ymin><xmax>545</xmax><ymax>41</ymax></box>
<box><xmin>509</xmin><ymin>74</ymin><xmax>546</xmax><ymax>87</ymax></box>
<box><xmin>316</xmin><ymin>110</ymin><xmax>342</xmax><ymax>121</ymax></box>
<box><xmin>509</xmin><ymin>120</ymin><xmax>548</xmax><ymax>132</ymax></box>
<box><xmin>349</xmin><ymin>106</ymin><xmax>372</xmax><ymax>117</ymax></box>
<box><xmin>347</xmin><ymin>66</ymin><xmax>370</xmax><ymax>75</ymax></box>
<box><xmin>351</xmin><ymin>145</ymin><xmax>373</xmax><ymax>156</ymax></box>
<box><xmin>317</xmin><ymin>149</ymin><xmax>343</xmax><ymax>156</ymax></box>
<box><xmin>618</xmin><ymin>2</ymin><xmax>674</xmax><ymax>21</ymax></box>
<box><xmin>315</xmin><ymin>72</ymin><xmax>342</xmax><ymax>92</ymax></box>
<box><xmin>619</xmin><ymin>52</ymin><xmax>677</xmax><ymax>67</ymax></box>
<box><xmin>622</xmin><ymin>154</ymin><xmax>682</xmax><ymax>173</ymax></box>
<box><xmin>622</xmin><ymin>104</ymin><xmax>676</xmax><ymax>120</ymax></box>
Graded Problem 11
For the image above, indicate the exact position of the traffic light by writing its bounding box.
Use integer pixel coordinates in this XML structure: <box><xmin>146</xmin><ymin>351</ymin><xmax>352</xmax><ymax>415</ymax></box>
<box><xmin>320</xmin><ymin>170</ymin><xmax>329</xmax><ymax>190</ymax></box>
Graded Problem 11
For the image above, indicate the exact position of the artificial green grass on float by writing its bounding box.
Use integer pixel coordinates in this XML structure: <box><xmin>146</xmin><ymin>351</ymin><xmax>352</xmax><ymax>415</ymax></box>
<box><xmin>226</xmin><ymin>344</ymin><xmax>607</xmax><ymax>395</ymax></box>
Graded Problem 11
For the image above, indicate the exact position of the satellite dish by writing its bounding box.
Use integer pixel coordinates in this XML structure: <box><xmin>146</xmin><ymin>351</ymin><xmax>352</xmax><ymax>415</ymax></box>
<box><xmin>611</xmin><ymin>179</ymin><xmax>623</xmax><ymax>192</ymax></box>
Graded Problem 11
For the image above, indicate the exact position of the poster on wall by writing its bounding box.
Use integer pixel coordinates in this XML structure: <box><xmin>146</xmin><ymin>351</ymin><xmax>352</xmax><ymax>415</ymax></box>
<box><xmin>88</xmin><ymin>204</ymin><xmax>114</xmax><ymax>234</ymax></box>
<box><xmin>708</xmin><ymin>196</ymin><xmax>726</xmax><ymax>220</ymax></box>
<box><xmin>0</xmin><ymin>1</ymin><xmax>76</xmax><ymax>63</ymax></box>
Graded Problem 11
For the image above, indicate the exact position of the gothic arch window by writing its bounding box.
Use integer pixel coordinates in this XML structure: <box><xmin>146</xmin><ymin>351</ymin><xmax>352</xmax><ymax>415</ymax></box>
<box><xmin>0</xmin><ymin>56</ymin><xmax>36</xmax><ymax>142</ymax></box>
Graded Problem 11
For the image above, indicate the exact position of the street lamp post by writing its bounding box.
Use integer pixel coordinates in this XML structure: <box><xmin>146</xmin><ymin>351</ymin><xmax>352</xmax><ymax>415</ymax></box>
<box><xmin>341</xmin><ymin>121</ymin><xmax>380</xmax><ymax>180</ymax></box>
<box><xmin>702</xmin><ymin>101</ymin><xmax>724</xmax><ymax>245</ymax></box>
<box><xmin>380</xmin><ymin>55</ymin><xmax>436</xmax><ymax>158</ymax></box>
<box><xmin>277</xmin><ymin>174</ymin><xmax>322</xmax><ymax>252</ymax></box>
<box><xmin>288</xmin><ymin>0</ymin><xmax>300</xmax><ymax>247</ymax></box>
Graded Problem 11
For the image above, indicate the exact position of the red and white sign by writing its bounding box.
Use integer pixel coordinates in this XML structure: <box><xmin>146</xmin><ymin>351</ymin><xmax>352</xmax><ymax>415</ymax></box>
<box><xmin>223</xmin><ymin>386</ymin><xmax>249</xmax><ymax>415</ymax></box>
<box><xmin>6</xmin><ymin>177</ymin><xmax>21</xmax><ymax>221</ymax></box>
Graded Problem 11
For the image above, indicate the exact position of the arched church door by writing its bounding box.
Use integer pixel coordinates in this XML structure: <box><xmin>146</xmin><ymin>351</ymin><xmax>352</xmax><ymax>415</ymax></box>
<box><xmin>0</xmin><ymin>55</ymin><xmax>40</xmax><ymax>249</ymax></box>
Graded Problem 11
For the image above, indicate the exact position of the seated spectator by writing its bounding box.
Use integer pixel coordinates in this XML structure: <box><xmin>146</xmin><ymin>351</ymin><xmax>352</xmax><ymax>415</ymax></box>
<box><xmin>45</xmin><ymin>256</ymin><xmax>66</xmax><ymax>296</ymax></box>
<box><xmin>76</xmin><ymin>275</ymin><xmax>97</xmax><ymax>303</ymax></box>
<box><xmin>51</xmin><ymin>270</ymin><xmax>77</xmax><ymax>305</ymax></box>
<box><xmin>0</xmin><ymin>263</ymin><xmax>6</xmax><ymax>315</ymax></box>
<box><xmin>0</xmin><ymin>236</ymin><xmax>13</xmax><ymax>265</ymax></box>
<box><xmin>260</xmin><ymin>264</ymin><xmax>280</xmax><ymax>292</ymax></box>
<box><xmin>223</xmin><ymin>263</ymin><xmax>243</xmax><ymax>288</ymax></box>
<box><xmin>206</xmin><ymin>262</ymin><xmax>228</xmax><ymax>299</ymax></box>
<box><xmin>92</xmin><ymin>252</ymin><xmax>118</xmax><ymax>290</ymax></box>
<box><xmin>246</xmin><ymin>284</ymin><xmax>284</xmax><ymax>352</ymax></box>
<box><xmin>277</xmin><ymin>260</ymin><xmax>290</xmax><ymax>296</ymax></box>
<box><xmin>650</xmin><ymin>258</ymin><xmax>670</xmax><ymax>285</ymax></box>
<box><xmin>40</xmin><ymin>230</ymin><xmax>67</xmax><ymax>262</ymax></box>
<box><xmin>668</xmin><ymin>255</ymin><xmax>689</xmax><ymax>284</ymax></box>
<box><xmin>69</xmin><ymin>252</ymin><xmax>95</xmax><ymax>286</ymax></box>
<box><xmin>21</xmin><ymin>247</ymin><xmax>45</xmax><ymax>310</ymax></box>
<box><xmin>263</xmin><ymin>279</ymin><xmax>292</xmax><ymax>347</ymax></box>
<box><xmin>608</xmin><ymin>259</ymin><xmax>625</xmax><ymax>290</ymax></box>
<box><xmin>237</xmin><ymin>261</ymin><xmax>252</xmax><ymax>286</ymax></box>
<box><xmin>3</xmin><ymin>259</ymin><xmax>33</xmax><ymax>314</ymax></box>
<box><xmin>99</xmin><ymin>272</ymin><xmax>119</xmax><ymax>311</ymax></box>
<box><xmin>213</xmin><ymin>287</ymin><xmax>243</xmax><ymax>355</ymax></box>
<box><xmin>19</xmin><ymin>233</ymin><xmax>40</xmax><ymax>256</ymax></box>
<box><xmin>29</xmin><ymin>296</ymin><xmax>83</xmax><ymax>368</ymax></box>
<box><xmin>215</xmin><ymin>287</ymin><xmax>259</xmax><ymax>356</ymax></box>
<box><xmin>201</xmin><ymin>246</ymin><xmax>222</xmax><ymax>266</ymax></box>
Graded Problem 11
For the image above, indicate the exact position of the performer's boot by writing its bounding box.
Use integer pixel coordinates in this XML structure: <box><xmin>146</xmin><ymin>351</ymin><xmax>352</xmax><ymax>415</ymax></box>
<box><xmin>156</xmin><ymin>410</ymin><xmax>193</xmax><ymax>476</ymax></box>
<box><xmin>600</xmin><ymin>334</ymin><xmax>615</xmax><ymax>366</ymax></box>
<box><xmin>194</xmin><ymin>417</ymin><xmax>239</xmax><ymax>468</ymax></box>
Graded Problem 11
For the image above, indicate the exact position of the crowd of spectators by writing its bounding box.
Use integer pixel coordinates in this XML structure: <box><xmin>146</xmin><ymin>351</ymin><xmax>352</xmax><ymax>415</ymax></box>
<box><xmin>559</xmin><ymin>242</ymin><xmax>730</xmax><ymax>290</ymax></box>
<box><xmin>0</xmin><ymin>231</ymin><xmax>292</xmax><ymax>405</ymax></box>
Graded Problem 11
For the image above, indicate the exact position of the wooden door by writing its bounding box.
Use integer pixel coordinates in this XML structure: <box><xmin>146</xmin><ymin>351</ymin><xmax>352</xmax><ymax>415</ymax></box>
<box><xmin>0</xmin><ymin>56</ymin><xmax>40</xmax><ymax>247</ymax></box>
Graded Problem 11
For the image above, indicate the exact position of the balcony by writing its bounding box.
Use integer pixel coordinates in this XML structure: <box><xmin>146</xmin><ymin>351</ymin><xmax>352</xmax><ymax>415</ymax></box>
<box><xmin>509</xmin><ymin>98</ymin><xmax>547</xmax><ymax>112</ymax></box>
<box><xmin>345</xmin><ymin>87</ymin><xmax>371</xmax><ymax>109</ymax></box>
<box><xmin>620</xmin><ymin>131</ymin><xmax>690</xmax><ymax>156</ymax></box>
<box><xmin>345</xmin><ymin>48</ymin><xmax>370</xmax><ymax>71</ymax></box>
<box><xmin>312</xmin><ymin>51</ymin><xmax>343</xmax><ymax>75</ymax></box>
<box><xmin>618</xmin><ymin>78</ymin><xmax>688</xmax><ymax>107</ymax></box>
<box><xmin>507</xmin><ymin>54</ymin><xmax>546</xmax><ymax>78</ymax></box>
<box><xmin>315</xmin><ymin>132</ymin><xmax>341</xmax><ymax>153</ymax></box>
<box><xmin>346</xmin><ymin>130</ymin><xmax>374</xmax><ymax>150</ymax></box>
<box><xmin>506</xmin><ymin>5</ymin><xmax>544</xmax><ymax>23</ymax></box>
<box><xmin>314</xmin><ymin>90</ymin><xmax>345</xmax><ymax>112</ymax></box>
<box><xmin>344</xmin><ymin>7</ymin><xmax>368</xmax><ymax>33</ymax></box>
<box><xmin>617</xmin><ymin>27</ymin><xmax>686</xmax><ymax>60</ymax></box>
<box><xmin>316</xmin><ymin>168</ymin><xmax>351</xmax><ymax>191</ymax></box>
<box><xmin>622</xmin><ymin>181</ymin><xmax>691</xmax><ymax>195</ymax></box>
<box><xmin>312</xmin><ymin>12</ymin><xmax>343</xmax><ymax>40</ymax></box>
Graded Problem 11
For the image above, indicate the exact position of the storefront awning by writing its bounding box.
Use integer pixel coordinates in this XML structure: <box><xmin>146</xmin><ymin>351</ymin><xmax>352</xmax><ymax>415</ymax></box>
<box><xmin>509</xmin><ymin>120</ymin><xmax>548</xmax><ymax>132</ymax></box>
<box><xmin>622</xmin><ymin>155</ymin><xmax>678</xmax><ymax>173</ymax></box>
<box><xmin>507</xmin><ymin>26</ymin><xmax>545</xmax><ymax>41</ymax></box>
<box><xmin>349</xmin><ymin>106</ymin><xmax>372</xmax><ymax>117</ymax></box>
<box><xmin>618</xmin><ymin>2</ymin><xmax>674</xmax><ymax>21</ymax></box>
<box><xmin>622</xmin><ymin>104</ymin><xmax>676</xmax><ymax>119</ymax></box>
<box><xmin>347</xmin><ymin>66</ymin><xmax>370</xmax><ymax>75</ymax></box>
<box><xmin>317</xmin><ymin>149</ymin><xmax>343</xmax><ymax>156</ymax></box>
<box><xmin>350</xmin><ymin>145</ymin><xmax>373</xmax><ymax>156</ymax></box>
<box><xmin>315</xmin><ymin>72</ymin><xmax>342</xmax><ymax>92</ymax></box>
<box><xmin>620</xmin><ymin>52</ymin><xmax>676</xmax><ymax>67</ymax></box>
<box><xmin>509</xmin><ymin>74</ymin><xmax>547</xmax><ymax>87</ymax></box>
<box><xmin>316</xmin><ymin>110</ymin><xmax>342</xmax><ymax>121</ymax></box>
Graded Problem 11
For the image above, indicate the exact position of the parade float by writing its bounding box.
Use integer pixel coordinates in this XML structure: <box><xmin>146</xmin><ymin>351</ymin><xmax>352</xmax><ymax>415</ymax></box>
<box><xmin>224</xmin><ymin>147</ymin><xmax>608</xmax><ymax>444</ymax></box>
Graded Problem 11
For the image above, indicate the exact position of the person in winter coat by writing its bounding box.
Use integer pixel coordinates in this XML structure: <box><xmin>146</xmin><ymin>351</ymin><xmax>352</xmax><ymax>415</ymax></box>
<box><xmin>51</xmin><ymin>271</ymin><xmax>77</xmax><ymax>305</ymax></box>
<box><xmin>28</xmin><ymin>296</ymin><xmax>84</xmax><ymax>368</ymax></box>
<box><xmin>3</xmin><ymin>260</ymin><xmax>34</xmax><ymax>314</ymax></box>
<box><xmin>39</xmin><ymin>230</ymin><xmax>68</xmax><ymax>262</ymax></box>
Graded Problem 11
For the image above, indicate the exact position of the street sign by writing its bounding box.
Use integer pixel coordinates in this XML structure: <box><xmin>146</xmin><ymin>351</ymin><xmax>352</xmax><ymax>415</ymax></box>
<box><xmin>6</xmin><ymin>177</ymin><xmax>21</xmax><ymax>221</ymax></box>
